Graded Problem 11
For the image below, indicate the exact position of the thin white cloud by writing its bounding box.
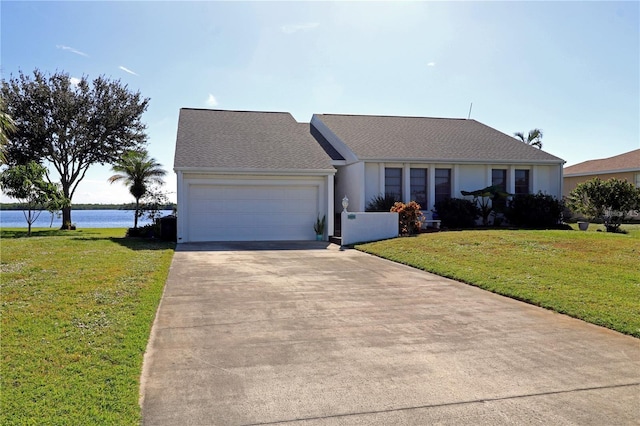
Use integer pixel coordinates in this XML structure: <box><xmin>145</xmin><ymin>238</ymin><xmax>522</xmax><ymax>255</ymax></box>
<box><xmin>206</xmin><ymin>94</ymin><xmax>218</xmax><ymax>107</ymax></box>
<box><xmin>69</xmin><ymin>77</ymin><xmax>81</xmax><ymax>87</ymax></box>
<box><xmin>119</xmin><ymin>66</ymin><xmax>139</xmax><ymax>76</ymax></box>
<box><xmin>427</xmin><ymin>62</ymin><xmax>436</xmax><ymax>67</ymax></box>
<box><xmin>281</xmin><ymin>22</ymin><xmax>320</xmax><ymax>34</ymax></box>
<box><xmin>56</xmin><ymin>44</ymin><xmax>88</xmax><ymax>57</ymax></box>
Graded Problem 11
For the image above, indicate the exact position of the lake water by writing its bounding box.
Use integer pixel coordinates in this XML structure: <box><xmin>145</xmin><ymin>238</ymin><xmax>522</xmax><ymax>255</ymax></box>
<box><xmin>0</xmin><ymin>209</ymin><xmax>174</xmax><ymax>229</ymax></box>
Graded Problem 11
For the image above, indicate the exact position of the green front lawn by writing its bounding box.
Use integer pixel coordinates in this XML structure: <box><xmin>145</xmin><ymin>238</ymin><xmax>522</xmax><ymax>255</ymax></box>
<box><xmin>356</xmin><ymin>226</ymin><xmax>640</xmax><ymax>337</ymax></box>
<box><xmin>1</xmin><ymin>228</ymin><xmax>174</xmax><ymax>425</ymax></box>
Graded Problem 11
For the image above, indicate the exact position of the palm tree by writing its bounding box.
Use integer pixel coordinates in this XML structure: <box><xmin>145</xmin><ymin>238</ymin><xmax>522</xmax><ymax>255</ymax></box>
<box><xmin>514</xmin><ymin>129</ymin><xmax>543</xmax><ymax>149</ymax></box>
<box><xmin>0</xmin><ymin>99</ymin><xmax>17</xmax><ymax>165</ymax></box>
<box><xmin>108</xmin><ymin>150</ymin><xmax>166</xmax><ymax>228</ymax></box>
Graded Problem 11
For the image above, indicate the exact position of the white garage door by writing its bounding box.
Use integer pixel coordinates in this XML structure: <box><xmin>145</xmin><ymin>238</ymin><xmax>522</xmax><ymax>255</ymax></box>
<box><xmin>187</xmin><ymin>183</ymin><xmax>320</xmax><ymax>242</ymax></box>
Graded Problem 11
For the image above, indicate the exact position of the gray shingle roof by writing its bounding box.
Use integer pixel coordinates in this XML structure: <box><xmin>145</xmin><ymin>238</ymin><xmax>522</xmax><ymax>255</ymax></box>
<box><xmin>174</xmin><ymin>109</ymin><xmax>334</xmax><ymax>171</ymax></box>
<box><xmin>564</xmin><ymin>149</ymin><xmax>640</xmax><ymax>175</ymax></box>
<box><xmin>313</xmin><ymin>114</ymin><xmax>565</xmax><ymax>164</ymax></box>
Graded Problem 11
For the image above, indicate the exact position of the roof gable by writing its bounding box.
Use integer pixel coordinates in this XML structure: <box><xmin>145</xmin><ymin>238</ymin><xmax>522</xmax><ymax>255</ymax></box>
<box><xmin>312</xmin><ymin>114</ymin><xmax>564</xmax><ymax>164</ymax></box>
<box><xmin>174</xmin><ymin>109</ymin><xmax>334</xmax><ymax>172</ymax></box>
<box><xmin>564</xmin><ymin>149</ymin><xmax>640</xmax><ymax>176</ymax></box>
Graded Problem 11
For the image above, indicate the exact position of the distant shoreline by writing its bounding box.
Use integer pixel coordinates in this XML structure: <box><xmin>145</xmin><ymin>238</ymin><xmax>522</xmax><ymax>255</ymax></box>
<box><xmin>0</xmin><ymin>203</ymin><xmax>177</xmax><ymax>211</ymax></box>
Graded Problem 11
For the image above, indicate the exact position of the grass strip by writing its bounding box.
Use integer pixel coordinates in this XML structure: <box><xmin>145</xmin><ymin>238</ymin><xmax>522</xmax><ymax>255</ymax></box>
<box><xmin>356</xmin><ymin>226</ymin><xmax>640</xmax><ymax>337</ymax></box>
<box><xmin>1</xmin><ymin>228</ymin><xmax>174</xmax><ymax>425</ymax></box>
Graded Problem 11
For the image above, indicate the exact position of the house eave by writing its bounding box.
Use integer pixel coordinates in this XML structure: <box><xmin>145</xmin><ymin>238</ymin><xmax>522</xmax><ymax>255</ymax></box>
<box><xmin>356</xmin><ymin>157</ymin><xmax>566</xmax><ymax>165</ymax></box>
<box><xmin>174</xmin><ymin>166</ymin><xmax>336</xmax><ymax>176</ymax></box>
<box><xmin>564</xmin><ymin>167</ymin><xmax>640</xmax><ymax>177</ymax></box>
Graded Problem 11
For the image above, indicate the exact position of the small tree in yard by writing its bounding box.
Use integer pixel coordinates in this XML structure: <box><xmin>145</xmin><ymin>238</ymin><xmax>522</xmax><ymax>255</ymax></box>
<box><xmin>0</xmin><ymin>161</ymin><xmax>68</xmax><ymax>236</ymax></box>
<box><xmin>108</xmin><ymin>150</ymin><xmax>166</xmax><ymax>229</ymax></box>
<box><xmin>139</xmin><ymin>184</ymin><xmax>171</xmax><ymax>223</ymax></box>
<box><xmin>0</xmin><ymin>98</ymin><xmax>17</xmax><ymax>165</ymax></box>
<box><xmin>1</xmin><ymin>69</ymin><xmax>149</xmax><ymax>228</ymax></box>
<box><xmin>566</xmin><ymin>177</ymin><xmax>640</xmax><ymax>232</ymax></box>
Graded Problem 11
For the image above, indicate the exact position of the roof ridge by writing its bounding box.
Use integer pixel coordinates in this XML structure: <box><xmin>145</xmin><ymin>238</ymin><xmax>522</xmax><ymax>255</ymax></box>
<box><xmin>315</xmin><ymin>113</ymin><xmax>468</xmax><ymax>120</ymax></box>
<box><xmin>180</xmin><ymin>107</ymin><xmax>293</xmax><ymax>116</ymax></box>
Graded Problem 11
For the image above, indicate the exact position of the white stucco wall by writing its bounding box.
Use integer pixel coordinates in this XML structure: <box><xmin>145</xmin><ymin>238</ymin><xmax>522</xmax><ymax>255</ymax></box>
<box><xmin>456</xmin><ymin>164</ymin><xmax>487</xmax><ymax>198</ymax></box>
<box><xmin>534</xmin><ymin>165</ymin><xmax>563</xmax><ymax>198</ymax></box>
<box><xmin>364</xmin><ymin>163</ymin><xmax>381</xmax><ymax>208</ymax></box>
<box><xmin>335</xmin><ymin>162</ymin><xmax>366</xmax><ymax>213</ymax></box>
<box><xmin>341</xmin><ymin>211</ymin><xmax>398</xmax><ymax>245</ymax></box>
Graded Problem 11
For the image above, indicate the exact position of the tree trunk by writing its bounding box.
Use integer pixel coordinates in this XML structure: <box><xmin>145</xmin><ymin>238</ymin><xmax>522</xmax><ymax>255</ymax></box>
<box><xmin>134</xmin><ymin>199</ymin><xmax>139</xmax><ymax>228</ymax></box>
<box><xmin>60</xmin><ymin>206</ymin><xmax>72</xmax><ymax>230</ymax></box>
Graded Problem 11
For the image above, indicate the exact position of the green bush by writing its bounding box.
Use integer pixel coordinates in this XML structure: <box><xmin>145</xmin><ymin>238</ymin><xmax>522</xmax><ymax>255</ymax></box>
<box><xmin>126</xmin><ymin>223</ymin><xmax>158</xmax><ymax>238</ymax></box>
<box><xmin>505</xmin><ymin>192</ymin><xmax>564</xmax><ymax>229</ymax></box>
<box><xmin>566</xmin><ymin>177</ymin><xmax>640</xmax><ymax>232</ymax></box>
<box><xmin>366</xmin><ymin>193</ymin><xmax>401</xmax><ymax>212</ymax></box>
<box><xmin>433</xmin><ymin>198</ymin><xmax>479</xmax><ymax>229</ymax></box>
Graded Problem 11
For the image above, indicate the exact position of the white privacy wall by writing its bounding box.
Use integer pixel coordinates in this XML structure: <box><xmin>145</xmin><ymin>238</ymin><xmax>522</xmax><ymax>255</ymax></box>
<box><xmin>340</xmin><ymin>211</ymin><xmax>398</xmax><ymax>245</ymax></box>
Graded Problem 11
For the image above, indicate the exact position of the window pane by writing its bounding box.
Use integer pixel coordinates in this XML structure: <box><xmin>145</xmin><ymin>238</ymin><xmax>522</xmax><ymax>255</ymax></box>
<box><xmin>492</xmin><ymin>169</ymin><xmax>507</xmax><ymax>190</ymax></box>
<box><xmin>491</xmin><ymin>169</ymin><xmax>507</xmax><ymax>210</ymax></box>
<box><xmin>435</xmin><ymin>168</ymin><xmax>451</xmax><ymax>204</ymax></box>
<box><xmin>410</xmin><ymin>168</ymin><xmax>427</xmax><ymax>206</ymax></box>
<box><xmin>515</xmin><ymin>169</ymin><xmax>530</xmax><ymax>195</ymax></box>
<box><xmin>385</xmin><ymin>168</ymin><xmax>402</xmax><ymax>199</ymax></box>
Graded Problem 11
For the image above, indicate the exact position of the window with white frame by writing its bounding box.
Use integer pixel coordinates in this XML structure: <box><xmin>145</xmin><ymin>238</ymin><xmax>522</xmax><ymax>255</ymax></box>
<box><xmin>492</xmin><ymin>169</ymin><xmax>507</xmax><ymax>210</ymax></box>
<box><xmin>635</xmin><ymin>173</ymin><xmax>640</xmax><ymax>188</ymax></box>
<box><xmin>384</xmin><ymin>168</ymin><xmax>402</xmax><ymax>200</ymax></box>
<box><xmin>410</xmin><ymin>168</ymin><xmax>428</xmax><ymax>206</ymax></box>
<box><xmin>515</xmin><ymin>169</ymin><xmax>530</xmax><ymax>195</ymax></box>
<box><xmin>434</xmin><ymin>168</ymin><xmax>451</xmax><ymax>204</ymax></box>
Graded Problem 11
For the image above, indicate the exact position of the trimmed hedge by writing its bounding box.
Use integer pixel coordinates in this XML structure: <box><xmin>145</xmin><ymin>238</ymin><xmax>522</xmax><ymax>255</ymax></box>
<box><xmin>505</xmin><ymin>192</ymin><xmax>563</xmax><ymax>229</ymax></box>
<box><xmin>434</xmin><ymin>198</ymin><xmax>479</xmax><ymax>229</ymax></box>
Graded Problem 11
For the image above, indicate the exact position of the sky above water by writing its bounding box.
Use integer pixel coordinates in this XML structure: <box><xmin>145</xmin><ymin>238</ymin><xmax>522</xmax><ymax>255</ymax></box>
<box><xmin>2</xmin><ymin>1</ymin><xmax>638</xmax><ymax>204</ymax></box>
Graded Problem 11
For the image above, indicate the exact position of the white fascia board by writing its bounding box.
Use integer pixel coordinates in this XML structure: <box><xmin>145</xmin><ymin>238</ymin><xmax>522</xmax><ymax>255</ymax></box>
<box><xmin>359</xmin><ymin>157</ymin><xmax>565</xmax><ymax>165</ymax></box>
<box><xmin>564</xmin><ymin>167</ymin><xmax>640</xmax><ymax>177</ymax></box>
<box><xmin>174</xmin><ymin>166</ymin><xmax>336</xmax><ymax>176</ymax></box>
<box><xmin>311</xmin><ymin>115</ymin><xmax>359</xmax><ymax>163</ymax></box>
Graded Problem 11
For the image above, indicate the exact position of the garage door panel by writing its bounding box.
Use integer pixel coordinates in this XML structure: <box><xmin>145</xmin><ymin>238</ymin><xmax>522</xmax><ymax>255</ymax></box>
<box><xmin>187</xmin><ymin>183</ymin><xmax>321</xmax><ymax>242</ymax></box>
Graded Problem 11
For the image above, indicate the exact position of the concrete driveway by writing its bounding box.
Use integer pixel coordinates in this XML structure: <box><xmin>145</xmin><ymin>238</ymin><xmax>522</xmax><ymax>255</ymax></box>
<box><xmin>140</xmin><ymin>242</ymin><xmax>640</xmax><ymax>425</ymax></box>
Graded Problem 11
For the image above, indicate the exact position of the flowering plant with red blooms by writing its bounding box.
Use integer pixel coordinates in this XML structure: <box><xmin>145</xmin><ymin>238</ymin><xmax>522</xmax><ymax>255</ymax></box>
<box><xmin>391</xmin><ymin>201</ymin><xmax>424</xmax><ymax>235</ymax></box>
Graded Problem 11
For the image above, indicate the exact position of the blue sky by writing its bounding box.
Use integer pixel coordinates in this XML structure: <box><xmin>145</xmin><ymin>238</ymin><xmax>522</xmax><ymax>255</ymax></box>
<box><xmin>2</xmin><ymin>1</ymin><xmax>638</xmax><ymax>204</ymax></box>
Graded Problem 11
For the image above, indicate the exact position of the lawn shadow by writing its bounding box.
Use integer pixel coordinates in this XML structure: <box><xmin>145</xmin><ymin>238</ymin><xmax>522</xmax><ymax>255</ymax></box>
<box><xmin>1</xmin><ymin>228</ymin><xmax>174</xmax><ymax>251</ymax></box>
<box><xmin>68</xmin><ymin>236</ymin><xmax>176</xmax><ymax>251</ymax></box>
<box><xmin>0</xmin><ymin>228</ymin><xmax>98</xmax><ymax>238</ymax></box>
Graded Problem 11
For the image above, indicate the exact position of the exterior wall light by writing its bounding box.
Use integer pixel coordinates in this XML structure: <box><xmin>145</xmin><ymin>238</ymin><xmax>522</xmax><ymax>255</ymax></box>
<box><xmin>342</xmin><ymin>196</ymin><xmax>349</xmax><ymax>212</ymax></box>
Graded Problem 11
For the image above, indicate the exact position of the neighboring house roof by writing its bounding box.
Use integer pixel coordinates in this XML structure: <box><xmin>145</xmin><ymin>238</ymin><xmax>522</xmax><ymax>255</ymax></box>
<box><xmin>563</xmin><ymin>149</ymin><xmax>640</xmax><ymax>176</ymax></box>
<box><xmin>312</xmin><ymin>114</ymin><xmax>565</xmax><ymax>164</ymax></box>
<box><xmin>174</xmin><ymin>108</ymin><xmax>335</xmax><ymax>172</ymax></box>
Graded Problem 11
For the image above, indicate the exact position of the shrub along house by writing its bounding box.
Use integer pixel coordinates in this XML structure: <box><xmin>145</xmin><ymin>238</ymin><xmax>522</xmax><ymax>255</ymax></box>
<box><xmin>174</xmin><ymin>109</ymin><xmax>565</xmax><ymax>242</ymax></box>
